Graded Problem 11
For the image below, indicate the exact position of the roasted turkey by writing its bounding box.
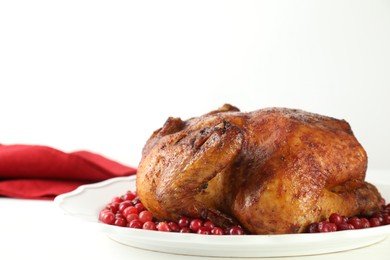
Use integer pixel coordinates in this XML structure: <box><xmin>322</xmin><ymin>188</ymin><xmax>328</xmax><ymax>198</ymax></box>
<box><xmin>136</xmin><ymin>104</ymin><xmax>382</xmax><ymax>234</ymax></box>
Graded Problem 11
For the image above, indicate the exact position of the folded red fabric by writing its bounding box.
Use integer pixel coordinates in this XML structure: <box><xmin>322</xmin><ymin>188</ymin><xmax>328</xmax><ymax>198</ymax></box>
<box><xmin>0</xmin><ymin>144</ymin><xmax>137</xmax><ymax>200</ymax></box>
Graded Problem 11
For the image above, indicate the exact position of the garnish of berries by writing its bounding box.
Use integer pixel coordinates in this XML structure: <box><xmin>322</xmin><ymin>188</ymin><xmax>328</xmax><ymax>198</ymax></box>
<box><xmin>307</xmin><ymin>201</ymin><xmax>390</xmax><ymax>233</ymax></box>
<box><xmin>100</xmin><ymin>190</ymin><xmax>389</xmax><ymax>235</ymax></box>
<box><xmin>99</xmin><ymin>190</ymin><xmax>246</xmax><ymax>235</ymax></box>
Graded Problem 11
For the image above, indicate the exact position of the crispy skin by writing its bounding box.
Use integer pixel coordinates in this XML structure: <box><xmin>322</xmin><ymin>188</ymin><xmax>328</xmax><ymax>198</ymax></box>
<box><xmin>136</xmin><ymin>104</ymin><xmax>382</xmax><ymax>234</ymax></box>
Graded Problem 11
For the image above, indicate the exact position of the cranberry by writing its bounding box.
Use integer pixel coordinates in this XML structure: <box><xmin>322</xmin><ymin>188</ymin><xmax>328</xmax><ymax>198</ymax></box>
<box><xmin>132</xmin><ymin>197</ymin><xmax>141</xmax><ymax>205</ymax></box>
<box><xmin>383</xmin><ymin>214</ymin><xmax>390</xmax><ymax>225</ymax></box>
<box><xmin>329</xmin><ymin>223</ymin><xmax>337</xmax><ymax>232</ymax></box>
<box><xmin>111</xmin><ymin>196</ymin><xmax>123</xmax><ymax>203</ymax></box>
<box><xmin>197</xmin><ymin>227</ymin><xmax>210</xmax><ymax>235</ymax></box>
<box><xmin>123</xmin><ymin>206</ymin><xmax>138</xmax><ymax>218</ymax></box>
<box><xmin>308</xmin><ymin>223</ymin><xmax>319</xmax><ymax>233</ymax></box>
<box><xmin>178</xmin><ymin>217</ymin><xmax>191</xmax><ymax>228</ymax></box>
<box><xmin>317</xmin><ymin>221</ymin><xmax>336</xmax><ymax>232</ymax></box>
<box><xmin>203</xmin><ymin>221</ymin><xmax>215</xmax><ymax>230</ymax></box>
<box><xmin>337</xmin><ymin>222</ymin><xmax>354</xmax><ymax>231</ymax></box>
<box><xmin>156</xmin><ymin>222</ymin><xmax>171</xmax><ymax>232</ymax></box>
<box><xmin>168</xmin><ymin>222</ymin><xmax>180</xmax><ymax>232</ymax></box>
<box><xmin>329</xmin><ymin>213</ymin><xmax>344</xmax><ymax>225</ymax></box>
<box><xmin>369</xmin><ymin>217</ymin><xmax>381</xmax><ymax>227</ymax></box>
<box><xmin>125</xmin><ymin>213</ymin><xmax>139</xmax><ymax>223</ymax></box>
<box><xmin>180</xmin><ymin>227</ymin><xmax>192</xmax><ymax>233</ymax></box>
<box><xmin>121</xmin><ymin>191</ymin><xmax>136</xmax><ymax>201</ymax></box>
<box><xmin>143</xmin><ymin>221</ymin><xmax>157</xmax><ymax>230</ymax></box>
<box><xmin>134</xmin><ymin>203</ymin><xmax>145</xmax><ymax>213</ymax></box>
<box><xmin>128</xmin><ymin>219</ymin><xmax>143</xmax><ymax>229</ymax></box>
<box><xmin>303</xmin><ymin>201</ymin><xmax>390</xmax><ymax>233</ymax></box>
<box><xmin>115</xmin><ymin>212</ymin><xmax>125</xmax><ymax>219</ymax></box>
<box><xmin>114</xmin><ymin>217</ymin><xmax>127</xmax><ymax>227</ymax></box>
<box><xmin>138</xmin><ymin>210</ymin><xmax>153</xmax><ymax>223</ymax></box>
<box><xmin>99</xmin><ymin>210</ymin><xmax>115</xmax><ymax>225</ymax></box>
<box><xmin>228</xmin><ymin>226</ymin><xmax>245</xmax><ymax>235</ymax></box>
<box><xmin>211</xmin><ymin>227</ymin><xmax>224</xmax><ymax>235</ymax></box>
<box><xmin>106</xmin><ymin>202</ymin><xmax>120</xmax><ymax>213</ymax></box>
<box><xmin>360</xmin><ymin>218</ymin><xmax>370</xmax><ymax>228</ymax></box>
<box><xmin>118</xmin><ymin>201</ymin><xmax>132</xmax><ymax>214</ymax></box>
<box><xmin>189</xmin><ymin>219</ymin><xmax>203</xmax><ymax>232</ymax></box>
<box><xmin>348</xmin><ymin>217</ymin><xmax>363</xmax><ymax>229</ymax></box>
<box><xmin>372</xmin><ymin>213</ymin><xmax>384</xmax><ymax>224</ymax></box>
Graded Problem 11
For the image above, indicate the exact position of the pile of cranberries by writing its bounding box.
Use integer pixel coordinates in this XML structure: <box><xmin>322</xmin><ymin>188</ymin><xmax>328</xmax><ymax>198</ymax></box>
<box><xmin>98</xmin><ymin>190</ymin><xmax>245</xmax><ymax>235</ymax></box>
<box><xmin>308</xmin><ymin>201</ymin><xmax>390</xmax><ymax>233</ymax></box>
<box><xmin>99</xmin><ymin>190</ymin><xmax>389</xmax><ymax>235</ymax></box>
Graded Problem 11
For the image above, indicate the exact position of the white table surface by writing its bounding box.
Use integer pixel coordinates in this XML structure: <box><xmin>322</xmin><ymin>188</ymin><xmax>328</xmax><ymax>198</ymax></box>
<box><xmin>1</xmin><ymin>169</ymin><xmax>389</xmax><ymax>260</ymax></box>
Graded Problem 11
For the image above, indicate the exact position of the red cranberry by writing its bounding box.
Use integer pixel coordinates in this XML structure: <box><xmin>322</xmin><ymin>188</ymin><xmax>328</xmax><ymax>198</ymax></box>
<box><xmin>360</xmin><ymin>218</ymin><xmax>370</xmax><ymax>228</ymax></box>
<box><xmin>180</xmin><ymin>227</ymin><xmax>192</xmax><ymax>233</ymax></box>
<box><xmin>134</xmin><ymin>203</ymin><xmax>145</xmax><ymax>213</ymax></box>
<box><xmin>156</xmin><ymin>222</ymin><xmax>171</xmax><ymax>232</ymax></box>
<box><xmin>119</xmin><ymin>201</ymin><xmax>132</xmax><ymax>214</ymax></box>
<box><xmin>337</xmin><ymin>222</ymin><xmax>354</xmax><ymax>231</ymax></box>
<box><xmin>114</xmin><ymin>217</ymin><xmax>127</xmax><ymax>227</ymax></box>
<box><xmin>115</xmin><ymin>212</ymin><xmax>125</xmax><ymax>219</ymax></box>
<box><xmin>125</xmin><ymin>213</ymin><xmax>139</xmax><ymax>223</ymax></box>
<box><xmin>178</xmin><ymin>217</ymin><xmax>191</xmax><ymax>228</ymax></box>
<box><xmin>203</xmin><ymin>221</ymin><xmax>215</xmax><ymax>230</ymax></box>
<box><xmin>317</xmin><ymin>221</ymin><xmax>336</xmax><ymax>232</ymax></box>
<box><xmin>121</xmin><ymin>191</ymin><xmax>136</xmax><ymax>201</ymax></box>
<box><xmin>123</xmin><ymin>206</ymin><xmax>138</xmax><ymax>218</ymax></box>
<box><xmin>308</xmin><ymin>223</ymin><xmax>319</xmax><ymax>233</ymax></box>
<box><xmin>168</xmin><ymin>222</ymin><xmax>180</xmax><ymax>232</ymax></box>
<box><xmin>190</xmin><ymin>219</ymin><xmax>203</xmax><ymax>232</ymax></box>
<box><xmin>111</xmin><ymin>196</ymin><xmax>123</xmax><ymax>203</ymax></box>
<box><xmin>197</xmin><ymin>227</ymin><xmax>210</xmax><ymax>235</ymax></box>
<box><xmin>138</xmin><ymin>211</ymin><xmax>153</xmax><ymax>223</ymax></box>
<box><xmin>132</xmin><ymin>197</ymin><xmax>141</xmax><ymax>205</ymax></box>
<box><xmin>106</xmin><ymin>202</ymin><xmax>120</xmax><ymax>213</ymax></box>
<box><xmin>228</xmin><ymin>226</ymin><xmax>245</xmax><ymax>235</ymax></box>
<box><xmin>383</xmin><ymin>214</ymin><xmax>390</xmax><ymax>224</ymax></box>
<box><xmin>128</xmin><ymin>219</ymin><xmax>143</xmax><ymax>229</ymax></box>
<box><xmin>329</xmin><ymin>213</ymin><xmax>344</xmax><ymax>225</ymax></box>
<box><xmin>369</xmin><ymin>217</ymin><xmax>381</xmax><ymax>227</ymax></box>
<box><xmin>143</xmin><ymin>221</ymin><xmax>157</xmax><ymax>230</ymax></box>
<box><xmin>372</xmin><ymin>213</ymin><xmax>384</xmax><ymax>224</ymax></box>
<box><xmin>99</xmin><ymin>210</ymin><xmax>115</xmax><ymax>225</ymax></box>
<box><xmin>348</xmin><ymin>217</ymin><xmax>363</xmax><ymax>229</ymax></box>
<box><xmin>211</xmin><ymin>227</ymin><xmax>224</xmax><ymax>235</ymax></box>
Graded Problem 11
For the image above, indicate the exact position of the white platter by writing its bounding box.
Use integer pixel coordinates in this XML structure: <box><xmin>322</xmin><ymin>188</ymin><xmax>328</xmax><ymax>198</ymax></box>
<box><xmin>54</xmin><ymin>174</ymin><xmax>390</xmax><ymax>257</ymax></box>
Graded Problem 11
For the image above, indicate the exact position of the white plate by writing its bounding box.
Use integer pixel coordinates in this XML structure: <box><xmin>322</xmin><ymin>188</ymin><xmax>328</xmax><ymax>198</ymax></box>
<box><xmin>54</xmin><ymin>174</ymin><xmax>390</xmax><ymax>258</ymax></box>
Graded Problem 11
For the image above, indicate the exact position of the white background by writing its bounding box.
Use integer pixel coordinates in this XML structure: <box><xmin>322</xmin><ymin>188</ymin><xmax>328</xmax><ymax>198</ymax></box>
<box><xmin>1</xmin><ymin>0</ymin><xmax>389</xmax><ymax>170</ymax></box>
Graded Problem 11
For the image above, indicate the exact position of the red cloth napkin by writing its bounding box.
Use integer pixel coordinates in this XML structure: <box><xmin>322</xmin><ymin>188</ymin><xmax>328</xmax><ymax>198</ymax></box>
<box><xmin>0</xmin><ymin>144</ymin><xmax>137</xmax><ymax>200</ymax></box>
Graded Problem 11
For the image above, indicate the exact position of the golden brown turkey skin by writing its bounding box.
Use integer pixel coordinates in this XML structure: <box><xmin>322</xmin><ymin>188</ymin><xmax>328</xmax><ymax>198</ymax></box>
<box><xmin>136</xmin><ymin>104</ymin><xmax>382</xmax><ymax>234</ymax></box>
